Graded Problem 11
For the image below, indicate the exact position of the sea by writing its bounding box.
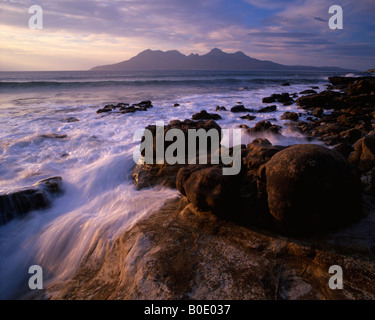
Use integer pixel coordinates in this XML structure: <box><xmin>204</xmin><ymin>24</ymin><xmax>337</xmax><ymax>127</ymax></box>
<box><xmin>0</xmin><ymin>69</ymin><xmax>360</xmax><ymax>299</ymax></box>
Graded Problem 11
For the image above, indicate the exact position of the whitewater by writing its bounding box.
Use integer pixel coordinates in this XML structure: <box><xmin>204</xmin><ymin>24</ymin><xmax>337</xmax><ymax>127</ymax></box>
<box><xmin>0</xmin><ymin>69</ymin><xmax>354</xmax><ymax>299</ymax></box>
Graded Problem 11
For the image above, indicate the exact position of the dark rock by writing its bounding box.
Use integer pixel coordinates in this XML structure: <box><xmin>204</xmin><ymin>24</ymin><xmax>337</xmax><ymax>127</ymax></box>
<box><xmin>296</xmin><ymin>91</ymin><xmax>343</xmax><ymax>109</ymax></box>
<box><xmin>239</xmin><ymin>114</ymin><xmax>256</xmax><ymax>121</ymax></box>
<box><xmin>333</xmin><ymin>143</ymin><xmax>354</xmax><ymax>159</ymax></box>
<box><xmin>176</xmin><ymin>165</ymin><xmax>241</xmax><ymax>215</ymax></box>
<box><xmin>299</xmin><ymin>90</ymin><xmax>317</xmax><ymax>95</ymax></box>
<box><xmin>231</xmin><ymin>105</ymin><xmax>254</xmax><ymax>113</ymax></box>
<box><xmin>257</xmin><ymin>105</ymin><xmax>277</xmax><ymax>113</ymax></box>
<box><xmin>312</xmin><ymin>108</ymin><xmax>324</xmax><ymax>118</ymax></box>
<box><xmin>239</xmin><ymin>124</ymin><xmax>249</xmax><ymax>129</ymax></box>
<box><xmin>248</xmin><ymin>120</ymin><xmax>282</xmax><ymax>135</ymax></box>
<box><xmin>311</xmin><ymin>86</ymin><xmax>320</xmax><ymax>90</ymax></box>
<box><xmin>281</xmin><ymin>112</ymin><xmax>299</xmax><ymax>121</ymax></box>
<box><xmin>174</xmin><ymin>103</ymin><xmax>180</xmax><ymax>107</ymax></box>
<box><xmin>0</xmin><ymin>177</ymin><xmax>63</xmax><ymax>226</ymax></box>
<box><xmin>192</xmin><ymin>110</ymin><xmax>222</xmax><ymax>121</ymax></box>
<box><xmin>349</xmin><ymin>135</ymin><xmax>375</xmax><ymax>172</ymax></box>
<box><xmin>215</xmin><ymin>106</ymin><xmax>227</xmax><ymax>111</ymax></box>
<box><xmin>340</xmin><ymin>128</ymin><xmax>362</xmax><ymax>143</ymax></box>
<box><xmin>133</xmin><ymin>119</ymin><xmax>223</xmax><ymax>189</ymax></box>
<box><xmin>281</xmin><ymin>82</ymin><xmax>290</xmax><ymax>86</ymax></box>
<box><xmin>265</xmin><ymin>144</ymin><xmax>363</xmax><ymax>236</ymax></box>
<box><xmin>40</xmin><ymin>133</ymin><xmax>68</xmax><ymax>139</ymax></box>
<box><xmin>62</xmin><ymin>117</ymin><xmax>79</xmax><ymax>123</ymax></box>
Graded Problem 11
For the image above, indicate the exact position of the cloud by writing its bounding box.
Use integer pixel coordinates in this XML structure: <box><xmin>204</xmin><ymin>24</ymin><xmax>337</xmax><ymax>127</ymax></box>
<box><xmin>0</xmin><ymin>0</ymin><xmax>374</xmax><ymax>70</ymax></box>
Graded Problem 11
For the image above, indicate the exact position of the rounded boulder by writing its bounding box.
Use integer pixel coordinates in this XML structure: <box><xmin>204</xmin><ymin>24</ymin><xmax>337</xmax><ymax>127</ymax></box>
<box><xmin>265</xmin><ymin>144</ymin><xmax>363</xmax><ymax>236</ymax></box>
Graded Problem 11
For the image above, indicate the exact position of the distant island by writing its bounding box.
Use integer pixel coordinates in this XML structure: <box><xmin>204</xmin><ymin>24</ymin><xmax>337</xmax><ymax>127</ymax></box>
<box><xmin>91</xmin><ymin>48</ymin><xmax>352</xmax><ymax>72</ymax></box>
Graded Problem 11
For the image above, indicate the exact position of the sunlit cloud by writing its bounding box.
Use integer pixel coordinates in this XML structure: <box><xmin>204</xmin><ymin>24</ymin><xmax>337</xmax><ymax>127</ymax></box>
<box><xmin>0</xmin><ymin>0</ymin><xmax>374</xmax><ymax>71</ymax></box>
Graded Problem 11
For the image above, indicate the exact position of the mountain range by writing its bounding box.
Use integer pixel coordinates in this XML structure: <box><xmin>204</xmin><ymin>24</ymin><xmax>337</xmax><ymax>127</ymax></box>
<box><xmin>91</xmin><ymin>48</ymin><xmax>350</xmax><ymax>71</ymax></box>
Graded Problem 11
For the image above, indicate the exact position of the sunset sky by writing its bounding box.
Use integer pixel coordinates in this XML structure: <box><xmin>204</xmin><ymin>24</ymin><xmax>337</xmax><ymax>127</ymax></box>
<box><xmin>0</xmin><ymin>0</ymin><xmax>374</xmax><ymax>71</ymax></box>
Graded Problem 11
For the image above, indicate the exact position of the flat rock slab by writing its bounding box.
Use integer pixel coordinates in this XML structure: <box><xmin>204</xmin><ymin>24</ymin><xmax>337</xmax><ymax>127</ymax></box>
<box><xmin>45</xmin><ymin>195</ymin><xmax>375</xmax><ymax>300</ymax></box>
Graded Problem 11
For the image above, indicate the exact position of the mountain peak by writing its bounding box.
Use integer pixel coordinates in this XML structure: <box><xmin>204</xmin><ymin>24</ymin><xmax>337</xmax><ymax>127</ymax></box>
<box><xmin>207</xmin><ymin>48</ymin><xmax>224</xmax><ymax>55</ymax></box>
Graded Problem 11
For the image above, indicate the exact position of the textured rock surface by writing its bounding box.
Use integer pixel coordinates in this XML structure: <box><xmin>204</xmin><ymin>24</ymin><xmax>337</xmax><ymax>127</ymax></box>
<box><xmin>44</xmin><ymin>196</ymin><xmax>375</xmax><ymax>300</ymax></box>
<box><xmin>0</xmin><ymin>177</ymin><xmax>63</xmax><ymax>226</ymax></box>
<box><xmin>265</xmin><ymin>144</ymin><xmax>363</xmax><ymax>235</ymax></box>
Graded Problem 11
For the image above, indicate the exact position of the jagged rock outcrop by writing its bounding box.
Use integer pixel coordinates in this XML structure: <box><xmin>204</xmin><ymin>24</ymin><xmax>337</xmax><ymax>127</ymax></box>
<box><xmin>0</xmin><ymin>177</ymin><xmax>63</xmax><ymax>226</ymax></box>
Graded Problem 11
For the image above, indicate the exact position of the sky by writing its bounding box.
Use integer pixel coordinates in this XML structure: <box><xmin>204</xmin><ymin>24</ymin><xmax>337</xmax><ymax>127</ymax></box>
<box><xmin>0</xmin><ymin>0</ymin><xmax>374</xmax><ymax>71</ymax></box>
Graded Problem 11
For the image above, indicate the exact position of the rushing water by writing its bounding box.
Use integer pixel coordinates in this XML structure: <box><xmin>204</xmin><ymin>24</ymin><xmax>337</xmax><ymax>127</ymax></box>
<box><xmin>0</xmin><ymin>69</ymin><xmax>358</xmax><ymax>299</ymax></box>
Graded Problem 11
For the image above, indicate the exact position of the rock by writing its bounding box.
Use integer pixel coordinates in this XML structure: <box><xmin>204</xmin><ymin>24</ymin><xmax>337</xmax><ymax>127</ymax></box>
<box><xmin>0</xmin><ymin>177</ymin><xmax>63</xmax><ymax>226</ymax></box>
<box><xmin>176</xmin><ymin>165</ymin><xmax>242</xmax><ymax>215</ymax></box>
<box><xmin>281</xmin><ymin>112</ymin><xmax>299</xmax><ymax>121</ymax></box>
<box><xmin>239</xmin><ymin>124</ymin><xmax>249</xmax><ymax>129</ymax></box>
<box><xmin>346</xmin><ymin>79</ymin><xmax>375</xmax><ymax>96</ymax></box>
<box><xmin>281</xmin><ymin>82</ymin><xmax>290</xmax><ymax>86</ymax></box>
<box><xmin>296</xmin><ymin>91</ymin><xmax>342</xmax><ymax>109</ymax></box>
<box><xmin>132</xmin><ymin>163</ymin><xmax>185</xmax><ymax>189</ymax></box>
<box><xmin>173</xmin><ymin>103</ymin><xmax>180</xmax><ymax>107</ymax></box>
<box><xmin>215</xmin><ymin>106</ymin><xmax>227</xmax><ymax>111</ymax></box>
<box><xmin>349</xmin><ymin>135</ymin><xmax>375</xmax><ymax>172</ymax></box>
<box><xmin>340</xmin><ymin>128</ymin><xmax>362</xmax><ymax>143</ymax></box>
<box><xmin>133</xmin><ymin>119</ymin><xmax>223</xmax><ymax>189</ymax></box>
<box><xmin>45</xmin><ymin>195</ymin><xmax>375</xmax><ymax>300</ymax></box>
<box><xmin>239</xmin><ymin>114</ymin><xmax>256</xmax><ymax>121</ymax></box>
<box><xmin>97</xmin><ymin>101</ymin><xmax>152</xmax><ymax>114</ymax></box>
<box><xmin>40</xmin><ymin>133</ymin><xmax>68</xmax><ymax>139</ymax></box>
<box><xmin>300</xmin><ymin>90</ymin><xmax>318</xmax><ymax>95</ymax></box>
<box><xmin>62</xmin><ymin>117</ymin><xmax>79</xmax><ymax>123</ymax></box>
<box><xmin>262</xmin><ymin>93</ymin><xmax>293</xmax><ymax>104</ymax></box>
<box><xmin>312</xmin><ymin>108</ymin><xmax>324</xmax><ymax>118</ymax></box>
<box><xmin>248</xmin><ymin>120</ymin><xmax>282</xmax><ymax>135</ymax></box>
<box><xmin>231</xmin><ymin>105</ymin><xmax>254</xmax><ymax>113</ymax></box>
<box><xmin>265</xmin><ymin>144</ymin><xmax>363</xmax><ymax>236</ymax></box>
<box><xmin>333</xmin><ymin>143</ymin><xmax>354</xmax><ymax>159</ymax></box>
<box><xmin>311</xmin><ymin>86</ymin><xmax>320</xmax><ymax>90</ymax></box>
<box><xmin>192</xmin><ymin>110</ymin><xmax>222</xmax><ymax>121</ymax></box>
<box><xmin>257</xmin><ymin>105</ymin><xmax>277</xmax><ymax>113</ymax></box>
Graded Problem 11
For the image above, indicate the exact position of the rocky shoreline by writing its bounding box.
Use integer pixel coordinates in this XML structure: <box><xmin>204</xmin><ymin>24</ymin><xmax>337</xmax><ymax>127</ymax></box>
<box><xmin>7</xmin><ymin>74</ymin><xmax>375</xmax><ymax>299</ymax></box>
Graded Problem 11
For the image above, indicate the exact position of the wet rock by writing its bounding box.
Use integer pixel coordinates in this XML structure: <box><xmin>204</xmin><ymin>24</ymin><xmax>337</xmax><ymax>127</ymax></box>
<box><xmin>265</xmin><ymin>144</ymin><xmax>363</xmax><ymax>236</ymax></box>
<box><xmin>296</xmin><ymin>91</ymin><xmax>343</xmax><ymax>109</ymax></box>
<box><xmin>262</xmin><ymin>93</ymin><xmax>293</xmax><ymax>104</ymax></box>
<box><xmin>0</xmin><ymin>177</ymin><xmax>63</xmax><ymax>226</ymax></box>
<box><xmin>312</xmin><ymin>108</ymin><xmax>324</xmax><ymax>118</ymax></box>
<box><xmin>40</xmin><ymin>133</ymin><xmax>68</xmax><ymax>139</ymax></box>
<box><xmin>231</xmin><ymin>105</ymin><xmax>254</xmax><ymax>113</ymax></box>
<box><xmin>281</xmin><ymin>112</ymin><xmax>299</xmax><ymax>121</ymax></box>
<box><xmin>62</xmin><ymin>117</ymin><xmax>79</xmax><ymax>123</ymax></box>
<box><xmin>45</xmin><ymin>195</ymin><xmax>375</xmax><ymax>300</ymax></box>
<box><xmin>281</xmin><ymin>82</ymin><xmax>290</xmax><ymax>86</ymax></box>
<box><xmin>239</xmin><ymin>114</ymin><xmax>256</xmax><ymax>121</ymax></box>
<box><xmin>299</xmin><ymin>90</ymin><xmax>318</xmax><ymax>95</ymax></box>
<box><xmin>173</xmin><ymin>103</ymin><xmax>180</xmax><ymax>107</ymax></box>
<box><xmin>248</xmin><ymin>120</ymin><xmax>282</xmax><ymax>135</ymax></box>
<box><xmin>192</xmin><ymin>110</ymin><xmax>222</xmax><ymax>121</ymax></box>
<box><xmin>257</xmin><ymin>105</ymin><xmax>277</xmax><ymax>113</ymax></box>
<box><xmin>215</xmin><ymin>106</ymin><xmax>227</xmax><ymax>111</ymax></box>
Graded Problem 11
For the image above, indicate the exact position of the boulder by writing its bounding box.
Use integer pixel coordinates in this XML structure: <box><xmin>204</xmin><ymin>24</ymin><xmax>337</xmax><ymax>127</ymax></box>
<box><xmin>349</xmin><ymin>135</ymin><xmax>375</xmax><ymax>172</ymax></box>
<box><xmin>265</xmin><ymin>144</ymin><xmax>363</xmax><ymax>236</ymax></box>
<box><xmin>257</xmin><ymin>105</ymin><xmax>277</xmax><ymax>113</ymax></box>
<box><xmin>248</xmin><ymin>120</ymin><xmax>282</xmax><ymax>135</ymax></box>
<box><xmin>231</xmin><ymin>105</ymin><xmax>254</xmax><ymax>113</ymax></box>
<box><xmin>192</xmin><ymin>110</ymin><xmax>222</xmax><ymax>120</ymax></box>
<box><xmin>239</xmin><ymin>114</ymin><xmax>256</xmax><ymax>121</ymax></box>
<box><xmin>176</xmin><ymin>165</ymin><xmax>242</xmax><ymax>215</ymax></box>
<box><xmin>281</xmin><ymin>112</ymin><xmax>299</xmax><ymax>121</ymax></box>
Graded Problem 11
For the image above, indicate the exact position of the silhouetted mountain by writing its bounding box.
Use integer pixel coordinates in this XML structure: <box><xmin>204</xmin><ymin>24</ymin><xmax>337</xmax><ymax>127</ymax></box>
<box><xmin>91</xmin><ymin>48</ymin><xmax>350</xmax><ymax>71</ymax></box>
